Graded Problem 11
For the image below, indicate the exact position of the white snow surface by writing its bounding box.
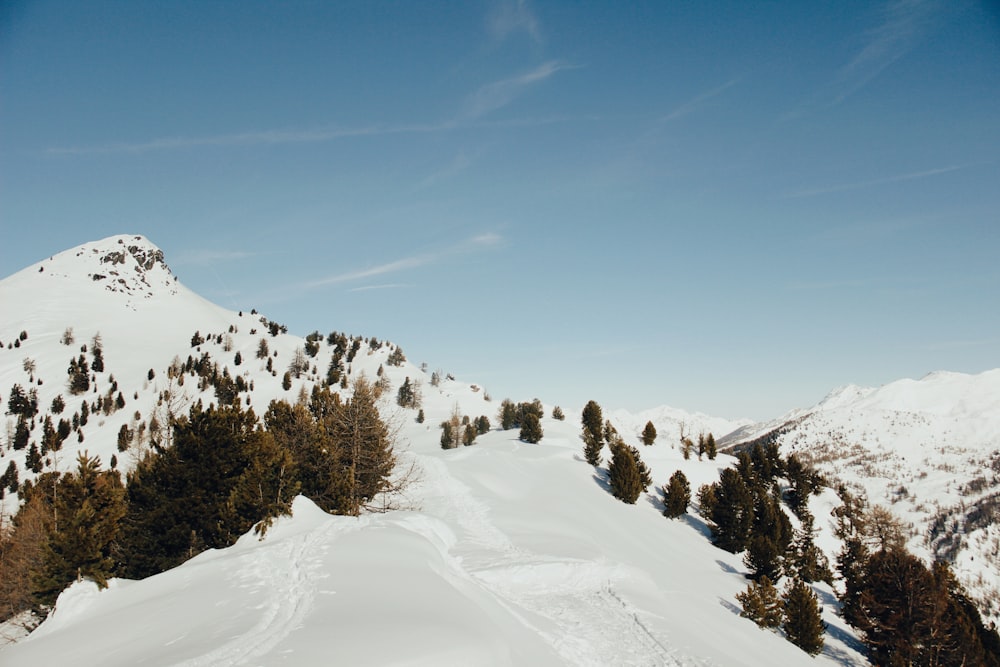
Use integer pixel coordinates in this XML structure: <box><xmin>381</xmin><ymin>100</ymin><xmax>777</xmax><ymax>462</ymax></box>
<box><xmin>0</xmin><ymin>235</ymin><xmax>901</xmax><ymax>665</ymax></box>
<box><xmin>729</xmin><ymin>368</ymin><xmax>1000</xmax><ymax>623</ymax></box>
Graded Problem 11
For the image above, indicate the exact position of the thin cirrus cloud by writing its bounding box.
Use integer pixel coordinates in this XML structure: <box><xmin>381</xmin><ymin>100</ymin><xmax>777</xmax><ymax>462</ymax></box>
<box><xmin>45</xmin><ymin>62</ymin><xmax>569</xmax><ymax>156</ymax></box>
<box><xmin>659</xmin><ymin>79</ymin><xmax>738</xmax><ymax>123</ymax></box>
<box><xmin>304</xmin><ymin>233</ymin><xmax>503</xmax><ymax>289</ymax></box>
<box><xmin>787</xmin><ymin>0</ymin><xmax>939</xmax><ymax>116</ymax></box>
<box><xmin>171</xmin><ymin>248</ymin><xmax>260</xmax><ymax>266</ymax></box>
<box><xmin>488</xmin><ymin>0</ymin><xmax>542</xmax><ymax>44</ymax></box>
<box><xmin>457</xmin><ymin>61</ymin><xmax>569</xmax><ymax>121</ymax></box>
<box><xmin>782</xmin><ymin>164</ymin><xmax>965</xmax><ymax>199</ymax></box>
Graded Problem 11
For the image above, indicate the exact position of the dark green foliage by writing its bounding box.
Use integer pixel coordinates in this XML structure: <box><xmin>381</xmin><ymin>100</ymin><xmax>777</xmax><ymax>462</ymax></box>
<box><xmin>440</xmin><ymin>421</ymin><xmax>456</xmax><ymax>449</ymax></box>
<box><xmin>475</xmin><ymin>415</ymin><xmax>491</xmax><ymax>434</ymax></box>
<box><xmin>282</xmin><ymin>371</ymin><xmax>292</xmax><ymax>391</ymax></box>
<box><xmin>67</xmin><ymin>355</ymin><xmax>90</xmax><ymax>394</ymax></box>
<box><xmin>641</xmin><ymin>421</ymin><xmax>657</xmax><ymax>446</ymax></box>
<box><xmin>581</xmin><ymin>400</ymin><xmax>605</xmax><ymax>466</ymax></box>
<box><xmin>416</xmin><ymin>409</ymin><xmax>425</xmax><ymax>424</ymax></box>
<box><xmin>552</xmin><ymin>406</ymin><xmax>565</xmax><ymax>421</ymax></box>
<box><xmin>257</xmin><ymin>338</ymin><xmax>270</xmax><ymax>361</ymax></box>
<box><xmin>519</xmin><ymin>412</ymin><xmax>543</xmax><ymax>444</ymax></box>
<box><xmin>90</xmin><ymin>345</ymin><xmax>104</xmax><ymax>373</ymax></box>
<box><xmin>709</xmin><ymin>468</ymin><xmax>754</xmax><ymax>553</ymax></box>
<box><xmin>581</xmin><ymin>401</ymin><xmax>603</xmax><ymax>444</ymax></box>
<box><xmin>498</xmin><ymin>399</ymin><xmax>517</xmax><ymax>430</ymax></box>
<box><xmin>850</xmin><ymin>548</ymin><xmax>1000</xmax><ymax>666</ymax></box>
<box><xmin>463</xmin><ymin>424</ymin><xmax>478</xmax><ymax>446</ymax></box>
<box><xmin>190</xmin><ymin>330</ymin><xmax>204</xmax><ymax>347</ymax></box>
<box><xmin>782</xmin><ymin>578</ymin><xmax>825</xmax><ymax>655</ymax></box>
<box><xmin>1</xmin><ymin>461</ymin><xmax>19</xmax><ymax>496</ymax></box>
<box><xmin>662</xmin><ymin>470</ymin><xmax>690</xmax><ymax>518</ymax></box>
<box><xmin>736</xmin><ymin>575</ymin><xmax>783</xmax><ymax>629</ymax></box>
<box><xmin>7</xmin><ymin>384</ymin><xmax>38</xmax><ymax>417</ymax></box>
<box><xmin>608</xmin><ymin>442</ymin><xmax>643</xmax><ymax>504</ymax></box>
<box><xmin>784</xmin><ymin>454</ymin><xmax>820</xmax><ymax>517</ymax></box>
<box><xmin>396</xmin><ymin>377</ymin><xmax>420</xmax><ymax>409</ymax></box>
<box><xmin>386</xmin><ymin>346</ymin><xmax>406</xmax><ymax>366</ymax></box>
<box><xmin>704</xmin><ymin>432</ymin><xmax>717</xmax><ymax>459</ymax></box>
<box><xmin>13</xmin><ymin>415</ymin><xmax>30</xmax><ymax>451</ymax></box>
<box><xmin>51</xmin><ymin>394</ymin><xmax>65</xmax><ymax>414</ymax></box>
<box><xmin>583</xmin><ymin>430</ymin><xmax>603</xmax><ymax>466</ymax></box>
<box><xmin>788</xmin><ymin>518</ymin><xmax>832</xmax><ymax>584</ymax></box>
<box><xmin>744</xmin><ymin>535</ymin><xmax>783</xmax><ymax>582</ymax></box>
<box><xmin>32</xmin><ymin>452</ymin><xmax>127</xmax><ymax>605</ymax></box>
<box><xmin>117</xmin><ymin>424</ymin><xmax>132</xmax><ymax>452</ymax></box>
<box><xmin>121</xmin><ymin>403</ymin><xmax>294</xmax><ymax>578</ymax></box>
<box><xmin>234</xmin><ymin>351</ymin><xmax>242</xmax><ymax>366</ymax></box>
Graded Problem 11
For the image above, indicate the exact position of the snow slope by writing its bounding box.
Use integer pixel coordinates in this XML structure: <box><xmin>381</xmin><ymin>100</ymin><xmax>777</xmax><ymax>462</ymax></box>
<box><xmin>0</xmin><ymin>235</ymin><xmax>876</xmax><ymax>664</ymax></box>
<box><xmin>725</xmin><ymin>369</ymin><xmax>1000</xmax><ymax>622</ymax></box>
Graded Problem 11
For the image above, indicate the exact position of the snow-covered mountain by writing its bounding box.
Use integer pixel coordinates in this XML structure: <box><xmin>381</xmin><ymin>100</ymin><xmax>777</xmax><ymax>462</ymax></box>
<box><xmin>6</xmin><ymin>234</ymin><xmax>994</xmax><ymax>664</ymax></box>
<box><xmin>722</xmin><ymin>369</ymin><xmax>1000</xmax><ymax>622</ymax></box>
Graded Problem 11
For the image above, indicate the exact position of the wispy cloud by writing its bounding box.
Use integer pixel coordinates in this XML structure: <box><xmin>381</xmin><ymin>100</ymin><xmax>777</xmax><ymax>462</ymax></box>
<box><xmin>458</xmin><ymin>61</ymin><xmax>568</xmax><ymax>121</ymax></box>
<box><xmin>660</xmin><ymin>80</ymin><xmax>738</xmax><ymax>123</ymax></box>
<box><xmin>172</xmin><ymin>249</ymin><xmax>259</xmax><ymax>266</ymax></box>
<box><xmin>304</xmin><ymin>233</ymin><xmax>502</xmax><ymax>289</ymax></box>
<box><xmin>782</xmin><ymin>164</ymin><xmax>964</xmax><ymax>199</ymax></box>
<box><xmin>45</xmin><ymin>123</ymin><xmax>450</xmax><ymax>156</ymax></box>
<box><xmin>787</xmin><ymin>0</ymin><xmax>940</xmax><ymax>117</ymax></box>
<box><xmin>413</xmin><ymin>150</ymin><xmax>475</xmax><ymax>191</ymax></box>
<box><xmin>348</xmin><ymin>283</ymin><xmax>412</xmax><ymax>293</ymax></box>
<box><xmin>488</xmin><ymin>0</ymin><xmax>542</xmax><ymax>44</ymax></box>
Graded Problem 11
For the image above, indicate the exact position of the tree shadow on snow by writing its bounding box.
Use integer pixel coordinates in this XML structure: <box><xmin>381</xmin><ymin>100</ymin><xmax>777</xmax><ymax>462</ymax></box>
<box><xmin>715</xmin><ymin>559</ymin><xmax>741</xmax><ymax>575</ymax></box>
<box><xmin>681</xmin><ymin>512</ymin><xmax>713</xmax><ymax>540</ymax></box>
<box><xmin>591</xmin><ymin>468</ymin><xmax>612</xmax><ymax>493</ymax></box>
<box><xmin>821</xmin><ymin>623</ymin><xmax>867</xmax><ymax>666</ymax></box>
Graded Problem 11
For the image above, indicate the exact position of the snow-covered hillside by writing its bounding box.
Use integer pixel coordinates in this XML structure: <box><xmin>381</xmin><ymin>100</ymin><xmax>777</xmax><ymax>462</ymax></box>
<box><xmin>6</xmin><ymin>233</ymin><xmax>977</xmax><ymax>664</ymax></box>
<box><xmin>723</xmin><ymin>370</ymin><xmax>1000</xmax><ymax>622</ymax></box>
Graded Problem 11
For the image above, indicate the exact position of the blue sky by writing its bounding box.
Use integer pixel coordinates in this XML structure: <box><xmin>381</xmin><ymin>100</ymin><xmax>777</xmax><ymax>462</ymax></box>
<box><xmin>2</xmin><ymin>1</ymin><xmax>998</xmax><ymax>420</ymax></box>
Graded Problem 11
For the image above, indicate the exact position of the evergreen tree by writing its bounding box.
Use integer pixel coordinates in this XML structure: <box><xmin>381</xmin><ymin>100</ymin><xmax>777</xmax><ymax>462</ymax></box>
<box><xmin>33</xmin><ymin>452</ymin><xmax>127</xmax><ymax>605</ymax></box>
<box><xmin>583</xmin><ymin>430</ymin><xmax>603</xmax><ymax>466</ymax></box>
<box><xmin>475</xmin><ymin>415</ymin><xmax>491</xmax><ymax>434</ymax></box>
<box><xmin>736</xmin><ymin>575</ymin><xmax>783</xmax><ymax>629</ymax></box>
<box><xmin>440</xmin><ymin>422</ymin><xmax>455</xmax><ymax>449</ymax></box>
<box><xmin>462</xmin><ymin>424</ymin><xmax>477</xmax><ymax>446</ymax></box>
<box><xmin>519</xmin><ymin>412</ymin><xmax>543</xmax><ymax>443</ymax></box>
<box><xmin>498</xmin><ymin>399</ymin><xmax>517</xmax><ymax>430</ymax></box>
<box><xmin>641</xmin><ymin>421</ymin><xmax>657</xmax><ymax>446</ymax></box>
<box><xmin>709</xmin><ymin>468</ymin><xmax>754</xmax><ymax>553</ymax></box>
<box><xmin>581</xmin><ymin>400</ymin><xmax>604</xmax><ymax>445</ymax></box>
<box><xmin>705</xmin><ymin>432</ymin><xmax>717</xmax><ymax>459</ymax></box>
<box><xmin>121</xmin><ymin>403</ymin><xmax>283</xmax><ymax>578</ymax></box>
<box><xmin>608</xmin><ymin>442</ymin><xmax>643</xmax><ymax>504</ymax></box>
<box><xmin>416</xmin><ymin>409</ymin><xmax>425</xmax><ymax>424</ymax></box>
<box><xmin>552</xmin><ymin>406</ymin><xmax>565</xmax><ymax>421</ymax></box>
<box><xmin>782</xmin><ymin>578</ymin><xmax>825</xmax><ymax>655</ymax></box>
<box><xmin>662</xmin><ymin>470</ymin><xmax>691</xmax><ymax>518</ymax></box>
<box><xmin>282</xmin><ymin>371</ymin><xmax>292</xmax><ymax>391</ymax></box>
<box><xmin>744</xmin><ymin>535</ymin><xmax>783</xmax><ymax>582</ymax></box>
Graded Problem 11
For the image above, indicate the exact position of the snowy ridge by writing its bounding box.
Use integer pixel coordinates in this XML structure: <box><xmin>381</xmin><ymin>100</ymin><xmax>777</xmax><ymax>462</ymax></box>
<box><xmin>726</xmin><ymin>369</ymin><xmax>1000</xmax><ymax>622</ymax></box>
<box><xmin>7</xmin><ymin>234</ymin><xmax>984</xmax><ymax>664</ymax></box>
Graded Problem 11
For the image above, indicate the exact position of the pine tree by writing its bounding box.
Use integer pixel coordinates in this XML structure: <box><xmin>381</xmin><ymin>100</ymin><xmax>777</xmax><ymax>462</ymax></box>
<box><xmin>641</xmin><ymin>421</ymin><xmax>657</xmax><ymax>446</ymax></box>
<box><xmin>440</xmin><ymin>421</ymin><xmax>457</xmax><ymax>449</ymax></box>
<box><xmin>662</xmin><ymin>470</ymin><xmax>691</xmax><ymax>518</ymax></box>
<box><xmin>282</xmin><ymin>371</ymin><xmax>292</xmax><ymax>391</ymax></box>
<box><xmin>709</xmin><ymin>468</ymin><xmax>754</xmax><ymax>553</ymax></box>
<box><xmin>552</xmin><ymin>406</ymin><xmax>565</xmax><ymax>421</ymax></box>
<box><xmin>782</xmin><ymin>578</ymin><xmax>825</xmax><ymax>655</ymax></box>
<box><xmin>416</xmin><ymin>409</ymin><xmax>425</xmax><ymax>424</ymax></box>
<box><xmin>579</xmin><ymin>401</ymin><xmax>605</xmax><ymax>465</ymax></box>
<box><xmin>498</xmin><ymin>399</ymin><xmax>517</xmax><ymax>430</ymax></box>
<box><xmin>736</xmin><ymin>575</ymin><xmax>783</xmax><ymax>629</ymax></box>
<box><xmin>705</xmin><ymin>432</ymin><xmax>717</xmax><ymax>459</ymax></box>
<box><xmin>608</xmin><ymin>442</ymin><xmax>643</xmax><ymax>504</ymax></box>
<box><xmin>34</xmin><ymin>452</ymin><xmax>127</xmax><ymax>604</ymax></box>
<box><xmin>462</xmin><ymin>424</ymin><xmax>477</xmax><ymax>446</ymax></box>
<box><xmin>519</xmin><ymin>412</ymin><xmax>543</xmax><ymax>443</ymax></box>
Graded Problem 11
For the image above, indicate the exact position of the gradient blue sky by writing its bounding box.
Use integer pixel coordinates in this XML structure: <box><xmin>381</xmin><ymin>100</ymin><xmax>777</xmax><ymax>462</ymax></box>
<box><xmin>2</xmin><ymin>1</ymin><xmax>998</xmax><ymax>419</ymax></box>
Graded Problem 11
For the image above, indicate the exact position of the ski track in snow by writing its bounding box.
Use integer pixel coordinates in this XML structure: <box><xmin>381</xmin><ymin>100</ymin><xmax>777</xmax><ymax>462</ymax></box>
<box><xmin>172</xmin><ymin>518</ymin><xmax>347</xmax><ymax>667</ymax></box>
<box><xmin>416</xmin><ymin>454</ymin><xmax>707</xmax><ymax>667</ymax></box>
